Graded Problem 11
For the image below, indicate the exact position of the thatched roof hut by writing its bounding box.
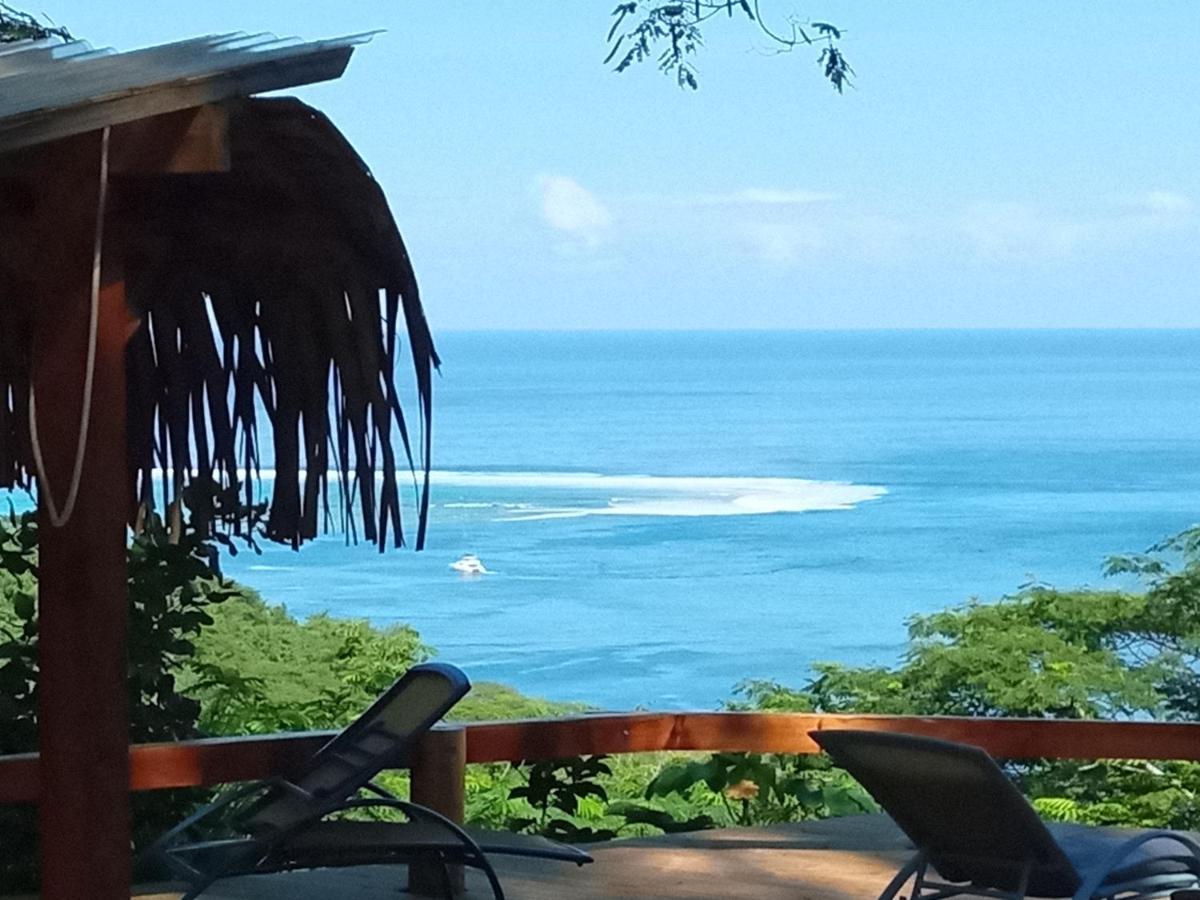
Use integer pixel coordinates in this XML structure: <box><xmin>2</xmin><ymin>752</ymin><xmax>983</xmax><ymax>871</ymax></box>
<box><xmin>0</xmin><ymin>33</ymin><xmax>436</xmax><ymax>550</ymax></box>
<box><xmin>0</xmin><ymin>32</ymin><xmax>437</xmax><ymax>899</ymax></box>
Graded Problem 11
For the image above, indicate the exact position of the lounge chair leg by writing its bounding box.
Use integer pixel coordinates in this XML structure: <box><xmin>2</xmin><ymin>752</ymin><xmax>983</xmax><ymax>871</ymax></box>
<box><xmin>1014</xmin><ymin>860</ymin><xmax>1031</xmax><ymax>899</ymax></box>
<box><xmin>180</xmin><ymin>878</ymin><xmax>216</xmax><ymax>900</ymax></box>
<box><xmin>879</xmin><ymin>852</ymin><xmax>928</xmax><ymax>900</ymax></box>
<box><xmin>410</xmin><ymin>852</ymin><xmax>464</xmax><ymax>896</ymax></box>
<box><xmin>479</xmin><ymin>859</ymin><xmax>506</xmax><ymax>900</ymax></box>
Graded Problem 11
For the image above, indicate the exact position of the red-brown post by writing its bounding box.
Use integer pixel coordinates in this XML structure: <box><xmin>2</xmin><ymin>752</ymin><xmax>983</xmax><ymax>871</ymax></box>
<box><xmin>33</xmin><ymin>274</ymin><xmax>134</xmax><ymax>897</ymax></box>
<box><xmin>409</xmin><ymin>725</ymin><xmax>468</xmax><ymax>895</ymax></box>
<box><xmin>3</xmin><ymin>110</ymin><xmax>226</xmax><ymax>900</ymax></box>
<box><xmin>18</xmin><ymin>125</ymin><xmax>137</xmax><ymax>898</ymax></box>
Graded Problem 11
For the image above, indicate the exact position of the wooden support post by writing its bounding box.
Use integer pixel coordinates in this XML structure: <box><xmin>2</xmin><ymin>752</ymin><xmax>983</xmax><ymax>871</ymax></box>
<box><xmin>33</xmin><ymin>276</ymin><xmax>134</xmax><ymax>898</ymax></box>
<box><xmin>0</xmin><ymin>125</ymin><xmax>141</xmax><ymax>900</ymax></box>
<box><xmin>0</xmin><ymin>110</ymin><xmax>226</xmax><ymax>900</ymax></box>
<box><xmin>408</xmin><ymin>725</ymin><xmax>467</xmax><ymax>896</ymax></box>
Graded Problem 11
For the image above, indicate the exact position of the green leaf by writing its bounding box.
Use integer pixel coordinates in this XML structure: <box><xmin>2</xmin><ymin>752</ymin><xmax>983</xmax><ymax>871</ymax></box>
<box><xmin>13</xmin><ymin>592</ymin><xmax>34</xmax><ymax>622</ymax></box>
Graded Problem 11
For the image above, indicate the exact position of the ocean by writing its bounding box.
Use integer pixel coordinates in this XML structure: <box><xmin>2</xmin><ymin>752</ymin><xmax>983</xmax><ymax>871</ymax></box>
<box><xmin>222</xmin><ymin>330</ymin><xmax>1200</xmax><ymax>710</ymax></box>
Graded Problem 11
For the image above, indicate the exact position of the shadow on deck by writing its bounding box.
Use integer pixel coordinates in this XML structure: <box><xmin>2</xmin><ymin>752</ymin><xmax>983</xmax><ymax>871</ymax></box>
<box><xmin>135</xmin><ymin>815</ymin><xmax>912</xmax><ymax>899</ymax></box>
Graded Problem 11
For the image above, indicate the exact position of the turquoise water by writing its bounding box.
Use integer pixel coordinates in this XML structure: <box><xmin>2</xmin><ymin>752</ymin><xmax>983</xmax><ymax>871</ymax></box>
<box><xmin>223</xmin><ymin>330</ymin><xmax>1200</xmax><ymax>710</ymax></box>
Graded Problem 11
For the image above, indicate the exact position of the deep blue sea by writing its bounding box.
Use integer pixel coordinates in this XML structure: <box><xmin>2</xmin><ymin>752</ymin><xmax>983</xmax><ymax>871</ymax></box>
<box><xmin>222</xmin><ymin>331</ymin><xmax>1200</xmax><ymax>710</ymax></box>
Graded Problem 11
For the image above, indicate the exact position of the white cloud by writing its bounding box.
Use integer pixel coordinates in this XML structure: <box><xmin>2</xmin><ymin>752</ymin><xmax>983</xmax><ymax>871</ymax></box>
<box><xmin>959</xmin><ymin>192</ymin><xmax>1195</xmax><ymax>262</ymax></box>
<box><xmin>845</xmin><ymin>214</ymin><xmax>913</xmax><ymax>263</ymax></box>
<box><xmin>737</xmin><ymin>221</ymin><xmax>826</xmax><ymax>265</ymax></box>
<box><xmin>538</xmin><ymin>175</ymin><xmax>611</xmax><ymax>249</ymax></box>
<box><xmin>960</xmin><ymin>202</ymin><xmax>1094</xmax><ymax>261</ymax></box>
<box><xmin>536</xmin><ymin>178</ymin><xmax>1195</xmax><ymax>269</ymax></box>
<box><xmin>1141</xmin><ymin>190</ymin><xmax>1192</xmax><ymax>215</ymax></box>
<box><xmin>697</xmin><ymin>188</ymin><xmax>837</xmax><ymax>206</ymax></box>
<box><xmin>620</xmin><ymin>187</ymin><xmax>837</xmax><ymax>210</ymax></box>
<box><xmin>726</xmin><ymin>189</ymin><xmax>1197</xmax><ymax>266</ymax></box>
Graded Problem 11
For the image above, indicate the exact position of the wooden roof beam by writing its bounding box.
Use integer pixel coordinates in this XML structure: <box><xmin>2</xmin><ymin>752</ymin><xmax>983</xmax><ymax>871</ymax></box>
<box><xmin>108</xmin><ymin>102</ymin><xmax>230</xmax><ymax>175</ymax></box>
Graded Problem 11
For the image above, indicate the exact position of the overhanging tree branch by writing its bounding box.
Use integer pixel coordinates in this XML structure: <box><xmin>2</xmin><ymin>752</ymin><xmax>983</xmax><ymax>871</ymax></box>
<box><xmin>0</xmin><ymin>3</ymin><xmax>70</xmax><ymax>43</ymax></box>
<box><xmin>605</xmin><ymin>1</ymin><xmax>852</xmax><ymax>91</ymax></box>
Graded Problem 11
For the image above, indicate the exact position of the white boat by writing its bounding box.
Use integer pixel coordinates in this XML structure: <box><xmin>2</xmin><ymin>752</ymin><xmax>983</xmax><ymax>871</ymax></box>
<box><xmin>450</xmin><ymin>553</ymin><xmax>489</xmax><ymax>575</ymax></box>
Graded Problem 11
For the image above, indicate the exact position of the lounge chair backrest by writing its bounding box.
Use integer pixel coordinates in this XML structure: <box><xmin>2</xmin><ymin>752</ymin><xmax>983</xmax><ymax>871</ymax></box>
<box><xmin>812</xmin><ymin>729</ymin><xmax>1082</xmax><ymax>897</ymax></box>
<box><xmin>246</xmin><ymin>662</ymin><xmax>470</xmax><ymax>833</ymax></box>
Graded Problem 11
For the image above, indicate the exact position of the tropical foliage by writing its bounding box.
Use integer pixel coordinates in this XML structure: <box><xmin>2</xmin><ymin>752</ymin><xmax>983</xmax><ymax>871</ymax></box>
<box><xmin>728</xmin><ymin>530</ymin><xmax>1200</xmax><ymax>829</ymax></box>
<box><xmin>5</xmin><ymin>488</ymin><xmax>1200</xmax><ymax>885</ymax></box>
<box><xmin>605</xmin><ymin>2</ymin><xmax>851</xmax><ymax>91</ymax></box>
<box><xmin>459</xmin><ymin>528</ymin><xmax>1200</xmax><ymax>840</ymax></box>
<box><xmin>0</xmin><ymin>497</ymin><xmax>571</xmax><ymax>888</ymax></box>
<box><xmin>0</xmin><ymin>3</ymin><xmax>850</xmax><ymax>93</ymax></box>
<box><xmin>0</xmin><ymin>501</ymin><xmax>247</xmax><ymax>887</ymax></box>
<box><xmin>461</xmin><ymin>749</ymin><xmax>871</xmax><ymax>841</ymax></box>
<box><xmin>0</xmin><ymin>3</ymin><xmax>68</xmax><ymax>43</ymax></box>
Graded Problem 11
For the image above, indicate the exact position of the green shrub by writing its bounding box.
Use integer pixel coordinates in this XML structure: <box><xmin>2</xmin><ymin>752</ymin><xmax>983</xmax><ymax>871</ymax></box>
<box><xmin>184</xmin><ymin>595</ymin><xmax>430</xmax><ymax>734</ymax></box>
<box><xmin>0</xmin><ymin>502</ymin><xmax>244</xmax><ymax>889</ymax></box>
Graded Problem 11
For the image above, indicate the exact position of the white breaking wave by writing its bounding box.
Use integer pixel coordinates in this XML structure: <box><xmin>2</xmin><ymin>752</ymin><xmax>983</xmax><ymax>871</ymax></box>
<box><xmin>150</xmin><ymin>468</ymin><xmax>886</xmax><ymax>520</ymax></box>
<box><xmin>431</xmin><ymin>471</ymin><xmax>885</xmax><ymax>520</ymax></box>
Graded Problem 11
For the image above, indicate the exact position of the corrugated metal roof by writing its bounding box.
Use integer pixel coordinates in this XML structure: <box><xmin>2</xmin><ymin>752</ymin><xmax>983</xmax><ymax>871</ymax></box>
<box><xmin>0</xmin><ymin>31</ymin><xmax>373</xmax><ymax>154</ymax></box>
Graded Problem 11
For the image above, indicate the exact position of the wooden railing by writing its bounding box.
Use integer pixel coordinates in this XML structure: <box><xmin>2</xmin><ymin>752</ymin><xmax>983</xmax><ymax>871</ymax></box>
<box><xmin>459</xmin><ymin>712</ymin><xmax>1200</xmax><ymax>764</ymax></box>
<box><xmin>3</xmin><ymin>712</ymin><xmax>1200</xmax><ymax>807</ymax></box>
<box><xmin>4</xmin><ymin>710</ymin><xmax>1198</xmax><ymax>893</ymax></box>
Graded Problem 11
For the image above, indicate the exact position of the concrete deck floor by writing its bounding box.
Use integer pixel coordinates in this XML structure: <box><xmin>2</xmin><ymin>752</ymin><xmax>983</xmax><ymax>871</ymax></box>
<box><xmin>133</xmin><ymin>814</ymin><xmax>914</xmax><ymax>899</ymax></box>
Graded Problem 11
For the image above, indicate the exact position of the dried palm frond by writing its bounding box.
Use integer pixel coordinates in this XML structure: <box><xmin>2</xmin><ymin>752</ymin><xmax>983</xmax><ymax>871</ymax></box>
<box><xmin>1</xmin><ymin>97</ymin><xmax>437</xmax><ymax>550</ymax></box>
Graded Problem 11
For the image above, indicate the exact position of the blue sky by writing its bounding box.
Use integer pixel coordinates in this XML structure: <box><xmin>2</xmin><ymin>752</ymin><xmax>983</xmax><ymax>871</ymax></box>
<box><xmin>43</xmin><ymin>2</ymin><xmax>1200</xmax><ymax>329</ymax></box>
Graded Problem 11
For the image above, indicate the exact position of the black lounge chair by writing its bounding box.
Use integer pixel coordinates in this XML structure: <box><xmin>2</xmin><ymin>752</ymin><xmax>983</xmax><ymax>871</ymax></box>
<box><xmin>811</xmin><ymin>729</ymin><xmax>1200</xmax><ymax>900</ymax></box>
<box><xmin>144</xmin><ymin>663</ymin><xmax>591</xmax><ymax>899</ymax></box>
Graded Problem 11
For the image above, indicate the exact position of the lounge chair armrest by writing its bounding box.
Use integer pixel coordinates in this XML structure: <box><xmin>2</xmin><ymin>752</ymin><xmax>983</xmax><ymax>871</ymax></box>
<box><xmin>309</xmin><ymin>801</ymin><xmax>506</xmax><ymax>897</ymax></box>
<box><xmin>138</xmin><ymin>777</ymin><xmax>288</xmax><ymax>881</ymax></box>
<box><xmin>258</xmin><ymin>795</ymin><xmax>483</xmax><ymax>854</ymax></box>
<box><xmin>293</xmin><ymin>796</ymin><xmax>479</xmax><ymax>849</ymax></box>
<box><xmin>362</xmin><ymin>780</ymin><xmax>399</xmax><ymax>800</ymax></box>
<box><xmin>145</xmin><ymin>778</ymin><xmax>276</xmax><ymax>847</ymax></box>
<box><xmin>343</xmin><ymin>799</ymin><xmax>505</xmax><ymax>899</ymax></box>
<box><xmin>1072</xmin><ymin>831</ymin><xmax>1200</xmax><ymax>900</ymax></box>
<box><xmin>272</xmin><ymin>797</ymin><xmax>506</xmax><ymax>900</ymax></box>
<box><xmin>274</xmin><ymin>779</ymin><xmax>318</xmax><ymax>802</ymax></box>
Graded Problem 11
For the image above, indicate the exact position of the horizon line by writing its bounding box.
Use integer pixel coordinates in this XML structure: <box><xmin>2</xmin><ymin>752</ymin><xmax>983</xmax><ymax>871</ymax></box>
<box><xmin>430</xmin><ymin>325</ymin><xmax>1200</xmax><ymax>334</ymax></box>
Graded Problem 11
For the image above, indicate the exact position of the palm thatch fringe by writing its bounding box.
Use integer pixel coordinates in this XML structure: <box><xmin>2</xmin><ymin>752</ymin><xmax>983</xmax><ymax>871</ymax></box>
<box><xmin>2</xmin><ymin>97</ymin><xmax>437</xmax><ymax>550</ymax></box>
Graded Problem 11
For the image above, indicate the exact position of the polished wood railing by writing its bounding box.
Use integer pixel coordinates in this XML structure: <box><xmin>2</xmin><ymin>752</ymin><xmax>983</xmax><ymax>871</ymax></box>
<box><xmin>2</xmin><ymin>712</ymin><xmax>1200</xmax><ymax>807</ymax></box>
<box><xmin>459</xmin><ymin>712</ymin><xmax>1200</xmax><ymax>763</ymax></box>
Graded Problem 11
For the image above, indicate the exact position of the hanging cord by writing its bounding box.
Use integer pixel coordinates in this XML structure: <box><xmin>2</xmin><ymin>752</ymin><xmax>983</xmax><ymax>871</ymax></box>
<box><xmin>29</xmin><ymin>125</ymin><xmax>111</xmax><ymax>528</ymax></box>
